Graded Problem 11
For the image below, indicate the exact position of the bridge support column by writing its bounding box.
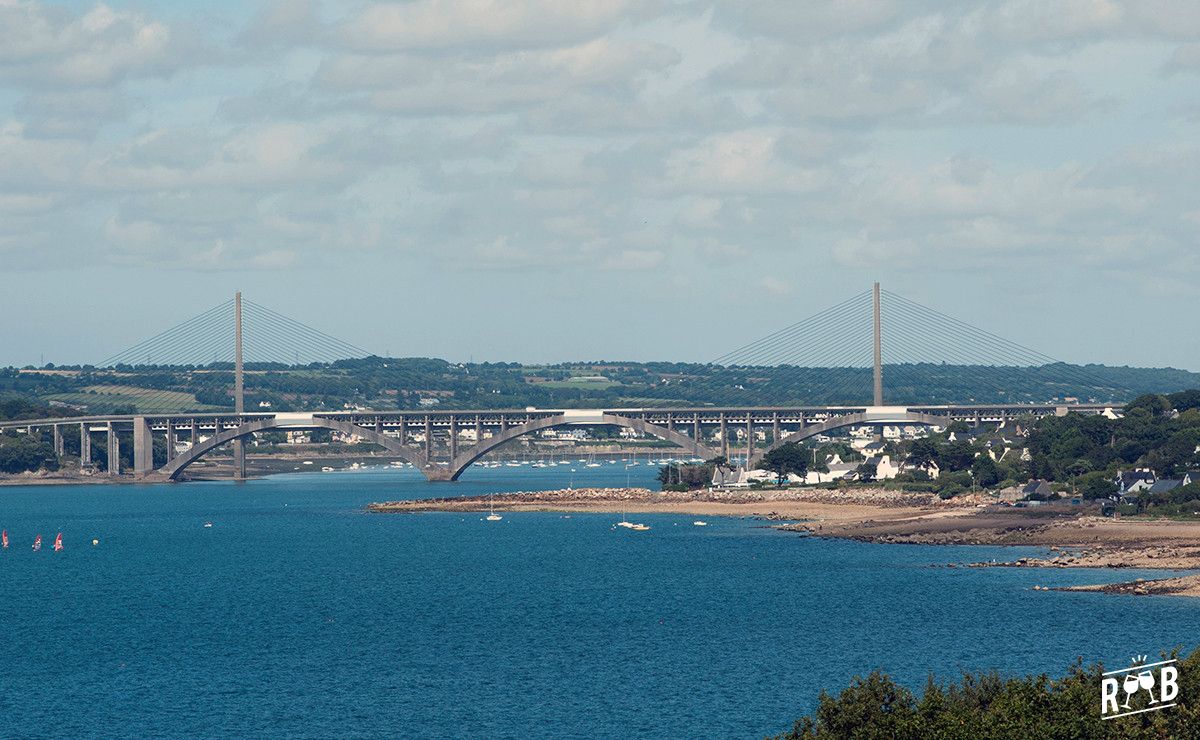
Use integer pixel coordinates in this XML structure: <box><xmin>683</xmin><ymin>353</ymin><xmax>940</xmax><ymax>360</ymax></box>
<box><xmin>693</xmin><ymin>414</ymin><xmax>701</xmax><ymax>455</ymax></box>
<box><xmin>719</xmin><ymin>413</ymin><xmax>728</xmax><ymax>459</ymax></box>
<box><xmin>164</xmin><ymin>423</ymin><xmax>175</xmax><ymax>463</ymax></box>
<box><xmin>424</xmin><ymin>417</ymin><xmax>432</xmax><ymax>460</ymax></box>
<box><xmin>106</xmin><ymin>422</ymin><xmax>119</xmax><ymax>476</ymax></box>
<box><xmin>449</xmin><ymin>415</ymin><xmax>458</xmax><ymax>460</ymax></box>
<box><xmin>398</xmin><ymin>416</ymin><xmax>407</xmax><ymax>445</ymax></box>
<box><xmin>190</xmin><ymin>421</ymin><xmax>198</xmax><ymax>448</ymax></box>
<box><xmin>53</xmin><ymin>425</ymin><xmax>63</xmax><ymax>457</ymax></box>
<box><xmin>232</xmin><ymin>435</ymin><xmax>246</xmax><ymax>481</ymax></box>
<box><xmin>80</xmin><ymin>423</ymin><xmax>90</xmax><ymax>467</ymax></box>
<box><xmin>474</xmin><ymin>416</ymin><xmax>482</xmax><ymax>450</ymax></box>
<box><xmin>772</xmin><ymin>413</ymin><xmax>780</xmax><ymax>444</ymax></box>
<box><xmin>746</xmin><ymin>416</ymin><xmax>754</xmax><ymax>468</ymax></box>
<box><xmin>133</xmin><ymin>416</ymin><xmax>153</xmax><ymax>476</ymax></box>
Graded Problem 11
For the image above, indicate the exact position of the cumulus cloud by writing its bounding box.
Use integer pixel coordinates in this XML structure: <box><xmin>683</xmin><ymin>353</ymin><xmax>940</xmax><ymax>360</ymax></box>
<box><xmin>0</xmin><ymin>0</ymin><xmax>1197</xmax><ymax>298</ymax></box>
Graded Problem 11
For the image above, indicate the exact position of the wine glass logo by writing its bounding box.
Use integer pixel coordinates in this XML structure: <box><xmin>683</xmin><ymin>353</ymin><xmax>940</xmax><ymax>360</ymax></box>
<box><xmin>1138</xmin><ymin>670</ymin><xmax>1157</xmax><ymax>705</ymax></box>
<box><xmin>1121</xmin><ymin>673</ymin><xmax>1140</xmax><ymax>709</ymax></box>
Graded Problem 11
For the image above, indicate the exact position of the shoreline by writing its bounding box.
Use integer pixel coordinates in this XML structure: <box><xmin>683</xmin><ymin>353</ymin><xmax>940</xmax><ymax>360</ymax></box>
<box><xmin>369</xmin><ymin>486</ymin><xmax>1200</xmax><ymax>597</ymax></box>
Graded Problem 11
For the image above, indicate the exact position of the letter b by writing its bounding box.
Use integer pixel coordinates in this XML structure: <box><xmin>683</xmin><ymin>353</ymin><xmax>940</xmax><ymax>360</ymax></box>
<box><xmin>1160</xmin><ymin>666</ymin><xmax>1179</xmax><ymax>703</ymax></box>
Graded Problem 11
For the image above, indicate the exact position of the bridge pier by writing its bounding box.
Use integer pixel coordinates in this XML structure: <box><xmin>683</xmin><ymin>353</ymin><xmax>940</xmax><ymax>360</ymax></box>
<box><xmin>449</xmin><ymin>415</ymin><xmax>458</xmax><ymax>460</ymax></box>
<box><xmin>53</xmin><ymin>424</ymin><xmax>63</xmax><ymax>458</ymax></box>
<box><xmin>80</xmin><ymin>423</ymin><xmax>90</xmax><ymax>467</ymax></box>
<box><xmin>746</xmin><ymin>415</ymin><xmax>753</xmax><ymax>468</ymax></box>
<box><xmin>133</xmin><ymin>416</ymin><xmax>153</xmax><ymax>476</ymax></box>
<box><xmin>106</xmin><ymin>422</ymin><xmax>119</xmax><ymax>476</ymax></box>
<box><xmin>719</xmin><ymin>413</ymin><xmax>728</xmax><ymax>459</ymax></box>
<box><xmin>164</xmin><ymin>423</ymin><xmax>175</xmax><ymax>464</ymax></box>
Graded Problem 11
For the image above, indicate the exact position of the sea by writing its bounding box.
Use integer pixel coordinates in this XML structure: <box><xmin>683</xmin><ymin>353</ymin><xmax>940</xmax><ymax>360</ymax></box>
<box><xmin>1</xmin><ymin>462</ymin><xmax>1197</xmax><ymax>738</ymax></box>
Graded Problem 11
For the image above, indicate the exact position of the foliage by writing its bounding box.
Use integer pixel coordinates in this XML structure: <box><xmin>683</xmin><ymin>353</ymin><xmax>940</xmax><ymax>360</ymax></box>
<box><xmin>5</xmin><ymin>360</ymin><xmax>1200</xmax><ymax>414</ymax></box>
<box><xmin>776</xmin><ymin>647</ymin><xmax>1200</xmax><ymax>739</ymax></box>
<box><xmin>0</xmin><ymin>432</ymin><xmax>59</xmax><ymax>473</ymax></box>
<box><xmin>657</xmin><ymin>462</ymin><xmax>713</xmax><ymax>490</ymax></box>
<box><xmin>760</xmin><ymin>442</ymin><xmax>810</xmax><ymax>485</ymax></box>
<box><xmin>970</xmin><ymin>454</ymin><xmax>1001</xmax><ymax>487</ymax></box>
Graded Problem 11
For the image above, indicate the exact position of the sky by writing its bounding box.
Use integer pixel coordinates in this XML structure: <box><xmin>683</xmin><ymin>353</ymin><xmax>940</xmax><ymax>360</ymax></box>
<box><xmin>1</xmin><ymin>0</ymin><xmax>1198</xmax><ymax>368</ymax></box>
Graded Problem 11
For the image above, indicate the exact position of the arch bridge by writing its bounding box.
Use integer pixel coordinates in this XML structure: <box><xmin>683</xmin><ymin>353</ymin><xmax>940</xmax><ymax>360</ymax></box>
<box><xmin>0</xmin><ymin>403</ymin><xmax>1113</xmax><ymax>482</ymax></box>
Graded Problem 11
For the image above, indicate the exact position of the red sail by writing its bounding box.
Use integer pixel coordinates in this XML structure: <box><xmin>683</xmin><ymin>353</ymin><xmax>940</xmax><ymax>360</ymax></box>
<box><xmin>32</xmin><ymin>534</ymin><xmax>42</xmax><ymax>552</ymax></box>
<box><xmin>53</xmin><ymin>533</ymin><xmax>63</xmax><ymax>552</ymax></box>
<box><xmin>1</xmin><ymin>529</ymin><xmax>7</xmax><ymax>549</ymax></box>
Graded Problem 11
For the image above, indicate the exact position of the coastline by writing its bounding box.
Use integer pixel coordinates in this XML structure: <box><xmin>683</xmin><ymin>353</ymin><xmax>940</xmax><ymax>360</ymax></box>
<box><xmin>369</xmin><ymin>486</ymin><xmax>1200</xmax><ymax>597</ymax></box>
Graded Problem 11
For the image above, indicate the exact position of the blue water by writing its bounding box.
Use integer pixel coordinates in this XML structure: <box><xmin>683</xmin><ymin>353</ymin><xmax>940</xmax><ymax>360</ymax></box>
<box><xmin>1</xmin><ymin>463</ymin><xmax>1198</xmax><ymax>738</ymax></box>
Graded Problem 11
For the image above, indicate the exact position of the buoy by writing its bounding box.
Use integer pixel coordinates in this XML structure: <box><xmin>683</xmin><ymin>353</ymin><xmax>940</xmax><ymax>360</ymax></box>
<box><xmin>92</xmin><ymin>539</ymin><xmax>99</xmax><ymax>546</ymax></box>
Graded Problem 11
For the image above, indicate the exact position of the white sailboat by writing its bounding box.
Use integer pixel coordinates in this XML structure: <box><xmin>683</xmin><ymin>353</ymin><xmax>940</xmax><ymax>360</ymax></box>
<box><xmin>486</xmin><ymin>491</ymin><xmax>502</xmax><ymax>522</ymax></box>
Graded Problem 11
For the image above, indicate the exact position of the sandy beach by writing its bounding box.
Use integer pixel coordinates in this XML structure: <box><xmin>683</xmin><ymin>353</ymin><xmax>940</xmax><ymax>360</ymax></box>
<box><xmin>366</xmin><ymin>485</ymin><xmax>966</xmax><ymax>524</ymax></box>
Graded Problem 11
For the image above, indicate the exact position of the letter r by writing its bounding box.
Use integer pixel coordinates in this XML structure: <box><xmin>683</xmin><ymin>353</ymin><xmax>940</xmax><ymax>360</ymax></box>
<box><xmin>1101</xmin><ymin>677</ymin><xmax>1120</xmax><ymax>715</ymax></box>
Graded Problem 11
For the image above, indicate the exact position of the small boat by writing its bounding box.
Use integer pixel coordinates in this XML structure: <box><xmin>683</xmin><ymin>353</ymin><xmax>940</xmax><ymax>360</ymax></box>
<box><xmin>486</xmin><ymin>514</ymin><xmax>503</xmax><ymax>522</ymax></box>
<box><xmin>321</xmin><ymin>466</ymin><xmax>335</xmax><ymax>472</ymax></box>
<box><xmin>203</xmin><ymin>522</ymin><xmax>213</xmax><ymax>528</ymax></box>
<box><xmin>693</xmin><ymin>521</ymin><xmax>708</xmax><ymax>526</ymax></box>
<box><xmin>616</xmin><ymin>521</ymin><xmax>636</xmax><ymax>529</ymax></box>
<box><xmin>1</xmin><ymin>529</ymin><xmax>7</xmax><ymax>549</ymax></box>
<box><xmin>32</xmin><ymin>534</ymin><xmax>42</xmax><ymax>552</ymax></box>
<box><xmin>53</xmin><ymin>533</ymin><xmax>63</xmax><ymax>552</ymax></box>
<box><xmin>486</xmin><ymin>492</ymin><xmax>502</xmax><ymax>522</ymax></box>
<box><xmin>302</xmin><ymin>460</ymin><xmax>314</xmax><ymax>465</ymax></box>
<box><xmin>629</xmin><ymin>524</ymin><xmax>650</xmax><ymax>531</ymax></box>
<box><xmin>92</xmin><ymin>538</ymin><xmax>99</xmax><ymax>546</ymax></box>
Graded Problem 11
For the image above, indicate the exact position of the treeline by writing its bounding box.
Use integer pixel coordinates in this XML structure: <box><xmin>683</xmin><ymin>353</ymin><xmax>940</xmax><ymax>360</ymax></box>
<box><xmin>775</xmin><ymin>647</ymin><xmax>1198</xmax><ymax>738</ymax></box>
<box><xmin>4</xmin><ymin>359</ymin><xmax>1200</xmax><ymax>414</ymax></box>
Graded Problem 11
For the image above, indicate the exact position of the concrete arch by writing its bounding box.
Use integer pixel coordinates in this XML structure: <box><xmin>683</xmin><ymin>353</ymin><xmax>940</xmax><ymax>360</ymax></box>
<box><xmin>755</xmin><ymin>410</ymin><xmax>949</xmax><ymax>464</ymax></box>
<box><xmin>159</xmin><ymin>416</ymin><xmax>428</xmax><ymax>480</ymax></box>
<box><xmin>439</xmin><ymin>413</ymin><xmax>720</xmax><ymax>481</ymax></box>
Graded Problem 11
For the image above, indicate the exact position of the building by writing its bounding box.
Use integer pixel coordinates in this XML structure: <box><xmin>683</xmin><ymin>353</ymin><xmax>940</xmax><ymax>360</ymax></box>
<box><xmin>1115</xmin><ymin>470</ymin><xmax>1156</xmax><ymax>494</ymax></box>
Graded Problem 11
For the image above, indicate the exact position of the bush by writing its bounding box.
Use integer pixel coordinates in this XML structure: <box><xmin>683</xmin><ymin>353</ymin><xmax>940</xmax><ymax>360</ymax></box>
<box><xmin>776</xmin><ymin>647</ymin><xmax>1200</xmax><ymax>738</ymax></box>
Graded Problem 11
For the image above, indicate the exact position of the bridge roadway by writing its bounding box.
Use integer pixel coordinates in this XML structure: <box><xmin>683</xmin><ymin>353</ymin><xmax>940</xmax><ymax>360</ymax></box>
<box><xmin>1</xmin><ymin>403</ymin><xmax>1115</xmax><ymax>482</ymax></box>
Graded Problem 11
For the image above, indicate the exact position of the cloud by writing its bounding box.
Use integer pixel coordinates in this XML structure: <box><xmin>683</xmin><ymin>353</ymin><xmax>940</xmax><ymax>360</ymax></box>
<box><xmin>0</xmin><ymin>1</ymin><xmax>184</xmax><ymax>88</ymax></box>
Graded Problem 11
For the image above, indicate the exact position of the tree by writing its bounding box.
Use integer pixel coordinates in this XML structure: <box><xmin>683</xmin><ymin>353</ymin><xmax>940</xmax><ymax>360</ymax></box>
<box><xmin>906</xmin><ymin>438</ymin><xmax>940</xmax><ymax>470</ymax></box>
<box><xmin>760</xmin><ymin>442</ymin><xmax>810</xmax><ymax>485</ymax></box>
<box><xmin>1075</xmin><ymin>471</ymin><xmax>1117</xmax><ymax>500</ymax></box>
<box><xmin>970</xmin><ymin>454</ymin><xmax>1001</xmax><ymax>488</ymax></box>
<box><xmin>657</xmin><ymin>462</ymin><xmax>713</xmax><ymax>490</ymax></box>
<box><xmin>941</xmin><ymin>440</ymin><xmax>977</xmax><ymax>472</ymax></box>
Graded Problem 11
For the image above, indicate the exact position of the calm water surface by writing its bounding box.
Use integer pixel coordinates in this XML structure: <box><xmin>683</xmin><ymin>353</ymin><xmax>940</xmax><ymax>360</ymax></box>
<box><xmin>1</xmin><ymin>463</ymin><xmax>1197</xmax><ymax>738</ymax></box>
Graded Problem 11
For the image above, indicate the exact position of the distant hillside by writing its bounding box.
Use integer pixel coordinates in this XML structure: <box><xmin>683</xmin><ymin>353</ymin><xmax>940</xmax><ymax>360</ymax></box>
<box><xmin>3</xmin><ymin>359</ymin><xmax>1199</xmax><ymax>415</ymax></box>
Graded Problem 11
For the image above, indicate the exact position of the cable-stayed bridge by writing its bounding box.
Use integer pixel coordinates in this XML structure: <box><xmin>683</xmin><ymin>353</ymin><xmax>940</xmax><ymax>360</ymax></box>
<box><xmin>2</xmin><ymin>286</ymin><xmax>1122</xmax><ymax>482</ymax></box>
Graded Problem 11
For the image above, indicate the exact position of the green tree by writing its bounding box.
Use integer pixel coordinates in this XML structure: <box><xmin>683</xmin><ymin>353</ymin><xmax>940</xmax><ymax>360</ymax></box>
<box><xmin>970</xmin><ymin>454</ymin><xmax>1001</xmax><ymax>488</ymax></box>
<box><xmin>760</xmin><ymin>442</ymin><xmax>810</xmax><ymax>485</ymax></box>
<box><xmin>906</xmin><ymin>438</ymin><xmax>940</xmax><ymax>470</ymax></box>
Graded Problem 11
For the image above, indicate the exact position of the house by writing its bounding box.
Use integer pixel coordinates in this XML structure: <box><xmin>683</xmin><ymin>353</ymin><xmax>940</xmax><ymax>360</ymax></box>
<box><xmin>1116</xmin><ymin>470</ymin><xmax>1156</xmax><ymax>494</ymax></box>
<box><xmin>846</xmin><ymin>454</ymin><xmax>902</xmax><ymax>481</ymax></box>
<box><xmin>997</xmin><ymin>485</ymin><xmax>1024</xmax><ymax>503</ymax></box>
<box><xmin>1147</xmin><ymin>479</ymin><xmax>1183</xmax><ymax>495</ymax></box>
<box><xmin>1022</xmin><ymin>480</ymin><xmax>1053</xmax><ymax>499</ymax></box>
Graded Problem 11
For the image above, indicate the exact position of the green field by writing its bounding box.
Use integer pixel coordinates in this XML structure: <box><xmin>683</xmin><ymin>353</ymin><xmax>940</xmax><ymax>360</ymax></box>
<box><xmin>44</xmin><ymin>385</ymin><xmax>221</xmax><ymax>413</ymax></box>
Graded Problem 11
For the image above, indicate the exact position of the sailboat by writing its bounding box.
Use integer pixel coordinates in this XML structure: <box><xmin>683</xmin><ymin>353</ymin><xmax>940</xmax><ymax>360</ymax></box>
<box><xmin>53</xmin><ymin>533</ymin><xmax>63</xmax><ymax>552</ymax></box>
<box><xmin>1</xmin><ymin>529</ymin><xmax>7</xmax><ymax>549</ymax></box>
<box><xmin>486</xmin><ymin>491</ymin><xmax>503</xmax><ymax>522</ymax></box>
<box><xmin>32</xmin><ymin>534</ymin><xmax>42</xmax><ymax>552</ymax></box>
